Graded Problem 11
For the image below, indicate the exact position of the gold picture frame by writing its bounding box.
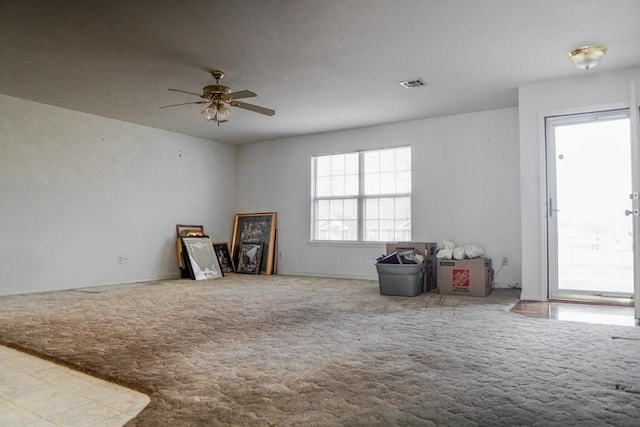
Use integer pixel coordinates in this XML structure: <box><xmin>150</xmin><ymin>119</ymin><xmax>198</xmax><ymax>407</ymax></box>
<box><xmin>231</xmin><ymin>212</ymin><xmax>277</xmax><ymax>275</ymax></box>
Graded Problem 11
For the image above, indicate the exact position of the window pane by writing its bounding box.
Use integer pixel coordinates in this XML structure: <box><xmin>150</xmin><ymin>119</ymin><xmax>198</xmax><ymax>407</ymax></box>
<box><xmin>345</xmin><ymin>174</ymin><xmax>359</xmax><ymax>195</ymax></box>
<box><xmin>396</xmin><ymin>171</ymin><xmax>411</xmax><ymax>193</ymax></box>
<box><xmin>380</xmin><ymin>150</ymin><xmax>395</xmax><ymax>172</ymax></box>
<box><xmin>316</xmin><ymin>176</ymin><xmax>330</xmax><ymax>197</ymax></box>
<box><xmin>317</xmin><ymin>200</ymin><xmax>330</xmax><ymax>220</ymax></box>
<box><xmin>331</xmin><ymin>154</ymin><xmax>345</xmax><ymax>175</ymax></box>
<box><xmin>396</xmin><ymin>147</ymin><xmax>411</xmax><ymax>171</ymax></box>
<box><xmin>343</xmin><ymin>220</ymin><xmax>358</xmax><ymax>240</ymax></box>
<box><xmin>344</xmin><ymin>199</ymin><xmax>357</xmax><ymax>219</ymax></box>
<box><xmin>380</xmin><ymin>172</ymin><xmax>395</xmax><ymax>194</ymax></box>
<box><xmin>329</xmin><ymin>221</ymin><xmax>343</xmax><ymax>240</ymax></box>
<box><xmin>379</xmin><ymin>219</ymin><xmax>395</xmax><ymax>242</ymax></box>
<box><xmin>365</xmin><ymin>220</ymin><xmax>379</xmax><ymax>241</ymax></box>
<box><xmin>312</xmin><ymin>198</ymin><xmax>359</xmax><ymax>241</ymax></box>
<box><xmin>364</xmin><ymin>151</ymin><xmax>379</xmax><ymax>173</ymax></box>
<box><xmin>316</xmin><ymin>156</ymin><xmax>331</xmax><ymax>176</ymax></box>
<box><xmin>316</xmin><ymin>220</ymin><xmax>329</xmax><ymax>240</ymax></box>
<box><xmin>364</xmin><ymin>173</ymin><xmax>380</xmax><ymax>195</ymax></box>
<box><xmin>329</xmin><ymin>199</ymin><xmax>344</xmax><ymax>219</ymax></box>
<box><xmin>331</xmin><ymin>175</ymin><xmax>345</xmax><ymax>196</ymax></box>
<box><xmin>379</xmin><ymin>198</ymin><xmax>394</xmax><ymax>219</ymax></box>
<box><xmin>365</xmin><ymin>198</ymin><xmax>379</xmax><ymax>220</ymax></box>
<box><xmin>345</xmin><ymin>153</ymin><xmax>359</xmax><ymax>174</ymax></box>
<box><xmin>396</xmin><ymin>219</ymin><xmax>410</xmax><ymax>232</ymax></box>
<box><xmin>395</xmin><ymin>197</ymin><xmax>410</xmax><ymax>219</ymax></box>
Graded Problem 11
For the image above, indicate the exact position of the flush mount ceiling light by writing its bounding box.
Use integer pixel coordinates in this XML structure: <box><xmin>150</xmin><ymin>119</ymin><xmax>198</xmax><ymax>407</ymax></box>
<box><xmin>568</xmin><ymin>44</ymin><xmax>608</xmax><ymax>71</ymax></box>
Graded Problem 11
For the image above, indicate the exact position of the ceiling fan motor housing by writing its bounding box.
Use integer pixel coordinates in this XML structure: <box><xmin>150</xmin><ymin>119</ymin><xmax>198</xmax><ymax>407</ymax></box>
<box><xmin>203</xmin><ymin>85</ymin><xmax>231</xmax><ymax>102</ymax></box>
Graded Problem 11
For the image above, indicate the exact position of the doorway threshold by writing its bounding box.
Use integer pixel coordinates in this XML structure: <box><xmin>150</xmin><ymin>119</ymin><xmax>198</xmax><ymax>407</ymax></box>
<box><xmin>511</xmin><ymin>300</ymin><xmax>638</xmax><ymax>327</ymax></box>
<box><xmin>549</xmin><ymin>293</ymin><xmax>633</xmax><ymax>307</ymax></box>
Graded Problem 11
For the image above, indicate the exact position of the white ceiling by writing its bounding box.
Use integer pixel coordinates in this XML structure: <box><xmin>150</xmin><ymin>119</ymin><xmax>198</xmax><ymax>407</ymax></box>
<box><xmin>1</xmin><ymin>0</ymin><xmax>639</xmax><ymax>144</ymax></box>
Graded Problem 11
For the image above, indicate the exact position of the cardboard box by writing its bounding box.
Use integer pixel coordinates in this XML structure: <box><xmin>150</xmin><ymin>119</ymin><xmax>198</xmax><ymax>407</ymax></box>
<box><xmin>438</xmin><ymin>258</ymin><xmax>492</xmax><ymax>297</ymax></box>
<box><xmin>376</xmin><ymin>263</ymin><xmax>426</xmax><ymax>297</ymax></box>
<box><xmin>386</xmin><ymin>242</ymin><xmax>438</xmax><ymax>292</ymax></box>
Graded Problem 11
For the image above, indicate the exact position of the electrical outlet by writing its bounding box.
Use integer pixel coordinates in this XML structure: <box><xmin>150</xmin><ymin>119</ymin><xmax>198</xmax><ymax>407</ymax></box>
<box><xmin>502</xmin><ymin>256</ymin><xmax>508</xmax><ymax>266</ymax></box>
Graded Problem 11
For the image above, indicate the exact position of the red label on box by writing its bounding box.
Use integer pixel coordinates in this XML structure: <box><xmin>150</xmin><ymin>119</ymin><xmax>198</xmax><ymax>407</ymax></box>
<box><xmin>452</xmin><ymin>269</ymin><xmax>470</xmax><ymax>288</ymax></box>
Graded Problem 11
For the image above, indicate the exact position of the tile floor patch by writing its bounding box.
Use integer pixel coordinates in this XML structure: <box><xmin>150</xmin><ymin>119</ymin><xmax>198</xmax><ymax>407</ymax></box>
<box><xmin>0</xmin><ymin>345</ymin><xmax>149</xmax><ymax>426</ymax></box>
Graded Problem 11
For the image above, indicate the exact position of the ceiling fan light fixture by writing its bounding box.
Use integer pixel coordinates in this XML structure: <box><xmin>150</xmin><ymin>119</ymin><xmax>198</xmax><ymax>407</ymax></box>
<box><xmin>165</xmin><ymin>70</ymin><xmax>274</xmax><ymax>125</ymax></box>
<box><xmin>568</xmin><ymin>44</ymin><xmax>607</xmax><ymax>70</ymax></box>
<box><xmin>202</xmin><ymin>102</ymin><xmax>231</xmax><ymax>123</ymax></box>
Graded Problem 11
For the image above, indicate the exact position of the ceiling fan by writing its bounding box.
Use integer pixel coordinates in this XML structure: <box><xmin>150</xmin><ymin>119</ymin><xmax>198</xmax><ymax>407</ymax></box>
<box><xmin>160</xmin><ymin>70</ymin><xmax>275</xmax><ymax>125</ymax></box>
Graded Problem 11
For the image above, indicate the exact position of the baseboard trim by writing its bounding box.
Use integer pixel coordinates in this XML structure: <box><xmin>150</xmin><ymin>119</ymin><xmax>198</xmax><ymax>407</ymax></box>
<box><xmin>276</xmin><ymin>270</ymin><xmax>378</xmax><ymax>281</ymax></box>
<box><xmin>493</xmin><ymin>282</ymin><xmax>521</xmax><ymax>289</ymax></box>
<box><xmin>520</xmin><ymin>291</ymin><xmax>547</xmax><ymax>302</ymax></box>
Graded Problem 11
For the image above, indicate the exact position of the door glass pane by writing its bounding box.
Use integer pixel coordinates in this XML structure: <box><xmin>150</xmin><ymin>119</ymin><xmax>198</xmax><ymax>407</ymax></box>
<box><xmin>555</xmin><ymin>118</ymin><xmax>632</xmax><ymax>294</ymax></box>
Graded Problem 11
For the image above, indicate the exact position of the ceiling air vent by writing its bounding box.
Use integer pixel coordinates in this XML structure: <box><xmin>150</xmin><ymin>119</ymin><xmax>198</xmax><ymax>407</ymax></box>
<box><xmin>399</xmin><ymin>78</ymin><xmax>426</xmax><ymax>88</ymax></box>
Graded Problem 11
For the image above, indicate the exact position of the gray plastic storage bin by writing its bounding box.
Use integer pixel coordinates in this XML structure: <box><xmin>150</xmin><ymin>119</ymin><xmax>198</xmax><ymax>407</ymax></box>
<box><xmin>376</xmin><ymin>263</ymin><xmax>426</xmax><ymax>297</ymax></box>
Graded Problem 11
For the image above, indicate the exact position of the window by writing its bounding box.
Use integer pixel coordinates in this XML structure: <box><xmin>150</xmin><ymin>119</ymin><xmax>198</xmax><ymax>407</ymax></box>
<box><xmin>312</xmin><ymin>146</ymin><xmax>411</xmax><ymax>242</ymax></box>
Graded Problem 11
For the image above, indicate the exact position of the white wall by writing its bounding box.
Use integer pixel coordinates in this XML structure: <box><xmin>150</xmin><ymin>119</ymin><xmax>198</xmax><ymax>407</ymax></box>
<box><xmin>518</xmin><ymin>67</ymin><xmax>640</xmax><ymax>301</ymax></box>
<box><xmin>0</xmin><ymin>94</ymin><xmax>237</xmax><ymax>295</ymax></box>
<box><xmin>237</xmin><ymin>108</ymin><xmax>522</xmax><ymax>284</ymax></box>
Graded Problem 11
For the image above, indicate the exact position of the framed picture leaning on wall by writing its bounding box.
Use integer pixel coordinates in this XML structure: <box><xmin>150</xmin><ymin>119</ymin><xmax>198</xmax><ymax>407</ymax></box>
<box><xmin>236</xmin><ymin>242</ymin><xmax>263</xmax><ymax>274</ymax></box>
<box><xmin>212</xmin><ymin>241</ymin><xmax>235</xmax><ymax>273</ymax></box>
<box><xmin>231</xmin><ymin>212</ymin><xmax>277</xmax><ymax>275</ymax></box>
<box><xmin>182</xmin><ymin>237</ymin><xmax>223</xmax><ymax>280</ymax></box>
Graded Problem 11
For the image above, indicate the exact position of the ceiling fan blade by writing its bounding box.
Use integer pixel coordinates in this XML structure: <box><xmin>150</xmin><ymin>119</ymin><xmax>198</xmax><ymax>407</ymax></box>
<box><xmin>159</xmin><ymin>101</ymin><xmax>207</xmax><ymax>109</ymax></box>
<box><xmin>168</xmin><ymin>88</ymin><xmax>204</xmax><ymax>98</ymax></box>
<box><xmin>229</xmin><ymin>90</ymin><xmax>257</xmax><ymax>100</ymax></box>
<box><xmin>230</xmin><ymin>101</ymin><xmax>275</xmax><ymax>116</ymax></box>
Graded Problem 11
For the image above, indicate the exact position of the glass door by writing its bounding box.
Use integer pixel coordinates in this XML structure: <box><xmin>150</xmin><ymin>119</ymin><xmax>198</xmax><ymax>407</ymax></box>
<box><xmin>547</xmin><ymin>110</ymin><xmax>634</xmax><ymax>302</ymax></box>
<box><xmin>629</xmin><ymin>83</ymin><xmax>640</xmax><ymax>319</ymax></box>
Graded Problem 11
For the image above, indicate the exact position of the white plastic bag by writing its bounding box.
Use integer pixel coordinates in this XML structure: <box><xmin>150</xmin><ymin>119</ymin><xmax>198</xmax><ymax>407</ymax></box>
<box><xmin>436</xmin><ymin>248</ymin><xmax>453</xmax><ymax>259</ymax></box>
<box><xmin>452</xmin><ymin>246</ymin><xmax>466</xmax><ymax>260</ymax></box>
<box><xmin>464</xmin><ymin>244</ymin><xmax>485</xmax><ymax>259</ymax></box>
<box><xmin>442</xmin><ymin>240</ymin><xmax>455</xmax><ymax>251</ymax></box>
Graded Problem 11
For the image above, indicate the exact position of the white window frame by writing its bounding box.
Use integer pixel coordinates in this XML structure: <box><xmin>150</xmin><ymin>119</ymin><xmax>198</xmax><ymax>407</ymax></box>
<box><xmin>311</xmin><ymin>146</ymin><xmax>411</xmax><ymax>242</ymax></box>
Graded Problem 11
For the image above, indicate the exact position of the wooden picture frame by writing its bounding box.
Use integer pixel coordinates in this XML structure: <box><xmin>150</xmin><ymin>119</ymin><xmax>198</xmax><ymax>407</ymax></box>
<box><xmin>231</xmin><ymin>212</ymin><xmax>277</xmax><ymax>275</ymax></box>
<box><xmin>212</xmin><ymin>241</ymin><xmax>235</xmax><ymax>273</ymax></box>
<box><xmin>176</xmin><ymin>224</ymin><xmax>205</xmax><ymax>238</ymax></box>
<box><xmin>182</xmin><ymin>237</ymin><xmax>223</xmax><ymax>280</ymax></box>
<box><xmin>236</xmin><ymin>242</ymin><xmax>263</xmax><ymax>274</ymax></box>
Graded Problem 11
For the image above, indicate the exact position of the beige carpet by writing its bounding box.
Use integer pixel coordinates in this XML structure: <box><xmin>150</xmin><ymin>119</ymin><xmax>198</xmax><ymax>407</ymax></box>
<box><xmin>1</xmin><ymin>275</ymin><xmax>639</xmax><ymax>426</ymax></box>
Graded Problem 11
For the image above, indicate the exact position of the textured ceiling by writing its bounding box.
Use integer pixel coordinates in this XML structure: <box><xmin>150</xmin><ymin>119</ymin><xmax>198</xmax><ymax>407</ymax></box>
<box><xmin>1</xmin><ymin>0</ymin><xmax>639</xmax><ymax>144</ymax></box>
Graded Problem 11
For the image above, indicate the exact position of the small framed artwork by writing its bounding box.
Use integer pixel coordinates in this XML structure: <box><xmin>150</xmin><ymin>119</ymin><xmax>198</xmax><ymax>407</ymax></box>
<box><xmin>231</xmin><ymin>212</ymin><xmax>277</xmax><ymax>275</ymax></box>
<box><xmin>182</xmin><ymin>237</ymin><xmax>223</xmax><ymax>280</ymax></box>
<box><xmin>212</xmin><ymin>241</ymin><xmax>235</xmax><ymax>273</ymax></box>
<box><xmin>236</xmin><ymin>242</ymin><xmax>263</xmax><ymax>274</ymax></box>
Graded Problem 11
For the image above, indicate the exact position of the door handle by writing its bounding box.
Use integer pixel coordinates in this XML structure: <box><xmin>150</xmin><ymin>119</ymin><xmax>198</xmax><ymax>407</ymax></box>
<box><xmin>549</xmin><ymin>198</ymin><xmax>560</xmax><ymax>217</ymax></box>
<box><xmin>625</xmin><ymin>209</ymin><xmax>639</xmax><ymax>216</ymax></box>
